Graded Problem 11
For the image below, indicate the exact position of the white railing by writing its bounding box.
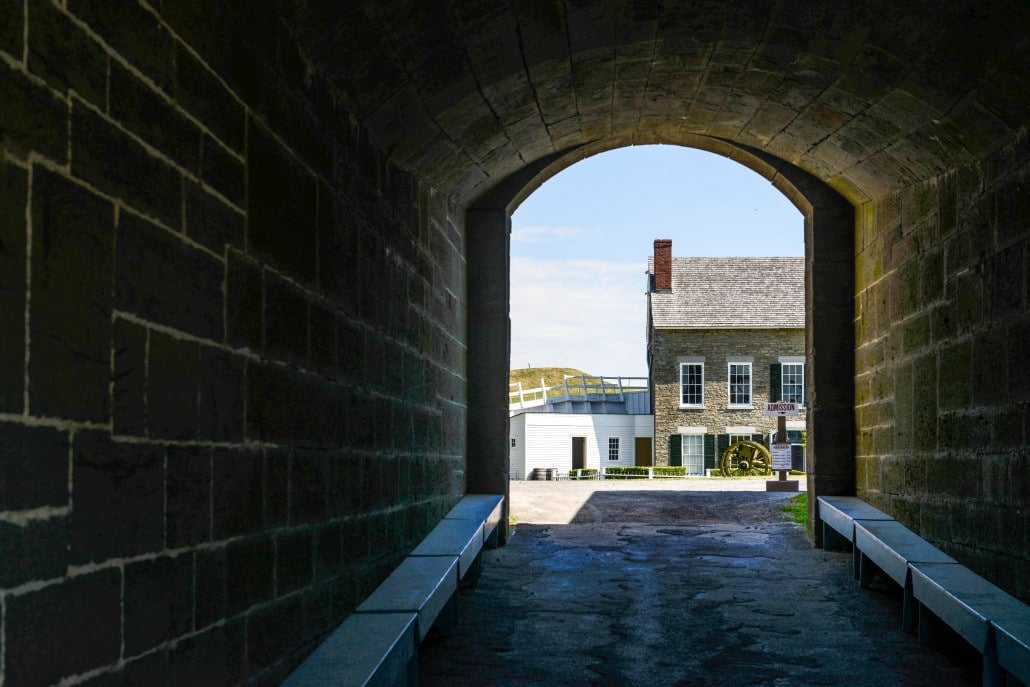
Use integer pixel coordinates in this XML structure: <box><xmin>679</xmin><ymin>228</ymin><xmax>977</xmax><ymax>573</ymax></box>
<box><xmin>509</xmin><ymin>375</ymin><xmax>648</xmax><ymax>410</ymax></box>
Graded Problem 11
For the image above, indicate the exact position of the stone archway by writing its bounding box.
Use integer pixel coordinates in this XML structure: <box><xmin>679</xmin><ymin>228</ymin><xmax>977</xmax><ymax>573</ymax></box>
<box><xmin>464</xmin><ymin>136</ymin><xmax>854</xmax><ymax>542</ymax></box>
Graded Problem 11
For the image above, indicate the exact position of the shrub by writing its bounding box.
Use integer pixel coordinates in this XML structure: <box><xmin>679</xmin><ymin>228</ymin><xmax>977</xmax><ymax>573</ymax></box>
<box><xmin>569</xmin><ymin>468</ymin><xmax>598</xmax><ymax>479</ymax></box>
<box><xmin>603</xmin><ymin>466</ymin><xmax>650</xmax><ymax>478</ymax></box>
<box><xmin>652</xmin><ymin>466</ymin><xmax>686</xmax><ymax>477</ymax></box>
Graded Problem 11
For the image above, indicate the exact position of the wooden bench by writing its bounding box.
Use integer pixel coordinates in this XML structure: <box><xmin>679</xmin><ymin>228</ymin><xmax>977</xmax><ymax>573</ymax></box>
<box><xmin>409</xmin><ymin>517</ymin><xmax>484</xmax><ymax>586</ymax></box>
<box><xmin>281</xmin><ymin>612</ymin><xmax>418</xmax><ymax>687</ymax></box>
<box><xmin>910</xmin><ymin>562</ymin><xmax>1030</xmax><ymax>687</ymax></box>
<box><xmin>285</xmin><ymin>493</ymin><xmax>504</xmax><ymax>687</ymax></box>
<box><xmin>854</xmin><ymin>519</ymin><xmax>958</xmax><ymax>633</ymax></box>
<box><xmin>817</xmin><ymin>495</ymin><xmax>895</xmax><ymax>579</ymax></box>
<box><xmin>443</xmin><ymin>494</ymin><xmax>504</xmax><ymax>547</ymax></box>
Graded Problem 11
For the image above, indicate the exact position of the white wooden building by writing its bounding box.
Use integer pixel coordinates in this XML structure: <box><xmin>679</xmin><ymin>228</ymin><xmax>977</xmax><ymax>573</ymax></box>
<box><xmin>509</xmin><ymin>412</ymin><xmax>655</xmax><ymax>479</ymax></box>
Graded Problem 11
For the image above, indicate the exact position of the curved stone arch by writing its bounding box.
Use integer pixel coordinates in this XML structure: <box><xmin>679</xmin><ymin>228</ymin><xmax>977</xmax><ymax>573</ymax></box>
<box><xmin>466</xmin><ymin>136</ymin><xmax>854</xmax><ymax>541</ymax></box>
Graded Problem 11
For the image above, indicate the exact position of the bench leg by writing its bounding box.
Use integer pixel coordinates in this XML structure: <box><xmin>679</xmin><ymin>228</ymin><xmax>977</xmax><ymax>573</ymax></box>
<box><xmin>460</xmin><ymin>553</ymin><xmax>483</xmax><ymax>589</ymax></box>
<box><xmin>821</xmin><ymin>522</ymin><xmax>850</xmax><ymax>552</ymax></box>
<box><xmin>980</xmin><ymin>626</ymin><xmax>1005</xmax><ymax>687</ymax></box>
<box><xmin>902</xmin><ymin>572</ymin><xmax>917</xmax><ymax>634</ymax></box>
<box><xmin>428</xmin><ymin>591</ymin><xmax>459</xmax><ymax>640</ymax></box>
<box><xmin>858</xmin><ymin>551</ymin><xmax>876</xmax><ymax>588</ymax></box>
<box><xmin>404</xmin><ymin>649</ymin><xmax>419</xmax><ymax>687</ymax></box>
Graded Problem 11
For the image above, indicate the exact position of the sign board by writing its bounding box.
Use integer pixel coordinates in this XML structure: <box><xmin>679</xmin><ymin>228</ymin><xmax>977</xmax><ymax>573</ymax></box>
<box><xmin>765</xmin><ymin>401</ymin><xmax>799</xmax><ymax>417</ymax></box>
<box><xmin>771</xmin><ymin>443</ymin><xmax>793</xmax><ymax>471</ymax></box>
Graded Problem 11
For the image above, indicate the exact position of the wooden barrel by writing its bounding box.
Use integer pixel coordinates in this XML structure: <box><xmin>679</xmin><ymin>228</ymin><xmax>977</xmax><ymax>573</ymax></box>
<box><xmin>531</xmin><ymin>468</ymin><xmax>548</xmax><ymax>481</ymax></box>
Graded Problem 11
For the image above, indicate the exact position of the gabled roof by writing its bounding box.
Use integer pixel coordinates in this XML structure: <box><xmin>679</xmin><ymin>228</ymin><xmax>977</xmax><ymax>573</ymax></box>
<box><xmin>648</xmin><ymin>256</ymin><xmax>804</xmax><ymax>329</ymax></box>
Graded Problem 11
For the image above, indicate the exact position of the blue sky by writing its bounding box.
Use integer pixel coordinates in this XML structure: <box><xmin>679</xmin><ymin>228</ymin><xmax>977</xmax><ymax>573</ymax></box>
<box><xmin>510</xmin><ymin>144</ymin><xmax>804</xmax><ymax>377</ymax></box>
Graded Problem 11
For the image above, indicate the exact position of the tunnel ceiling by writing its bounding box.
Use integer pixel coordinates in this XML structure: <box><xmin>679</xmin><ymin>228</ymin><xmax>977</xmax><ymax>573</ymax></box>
<box><xmin>277</xmin><ymin>0</ymin><xmax>1029</xmax><ymax>205</ymax></box>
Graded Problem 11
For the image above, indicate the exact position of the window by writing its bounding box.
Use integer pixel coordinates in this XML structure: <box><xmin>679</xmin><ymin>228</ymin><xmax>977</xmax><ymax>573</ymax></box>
<box><xmin>781</xmin><ymin>362</ymin><xmax>805</xmax><ymax>407</ymax></box>
<box><xmin>608</xmin><ymin>437</ymin><xmax>620</xmax><ymax>461</ymax></box>
<box><xmin>729</xmin><ymin>434</ymin><xmax>751</xmax><ymax>446</ymax></box>
<box><xmin>682</xmin><ymin>435</ymin><xmax>703</xmax><ymax>475</ymax></box>
<box><xmin>680</xmin><ymin>363</ymin><xmax>704</xmax><ymax>407</ymax></box>
<box><xmin>728</xmin><ymin>362</ymin><xmax>752</xmax><ymax>407</ymax></box>
<box><xmin>511</xmin><ymin>437</ymin><xmax>517</xmax><ymax>448</ymax></box>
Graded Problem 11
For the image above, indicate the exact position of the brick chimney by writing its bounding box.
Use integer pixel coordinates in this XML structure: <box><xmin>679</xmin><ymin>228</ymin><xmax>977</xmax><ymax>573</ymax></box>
<box><xmin>653</xmin><ymin>239</ymin><xmax>672</xmax><ymax>292</ymax></box>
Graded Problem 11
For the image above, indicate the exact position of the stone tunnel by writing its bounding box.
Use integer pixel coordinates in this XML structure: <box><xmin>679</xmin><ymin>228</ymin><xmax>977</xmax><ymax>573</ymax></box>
<box><xmin>0</xmin><ymin>0</ymin><xmax>1027</xmax><ymax>683</ymax></box>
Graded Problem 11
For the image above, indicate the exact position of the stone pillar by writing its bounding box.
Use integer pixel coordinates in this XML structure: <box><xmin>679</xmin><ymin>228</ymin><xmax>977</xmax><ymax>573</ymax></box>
<box><xmin>465</xmin><ymin>207</ymin><xmax>511</xmax><ymax>543</ymax></box>
<box><xmin>805</xmin><ymin>203</ymin><xmax>856</xmax><ymax>543</ymax></box>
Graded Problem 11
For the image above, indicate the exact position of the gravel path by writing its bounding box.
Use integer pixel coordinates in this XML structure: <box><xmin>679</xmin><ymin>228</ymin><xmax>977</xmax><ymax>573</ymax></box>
<box><xmin>418</xmin><ymin>481</ymin><xmax>980</xmax><ymax>686</ymax></box>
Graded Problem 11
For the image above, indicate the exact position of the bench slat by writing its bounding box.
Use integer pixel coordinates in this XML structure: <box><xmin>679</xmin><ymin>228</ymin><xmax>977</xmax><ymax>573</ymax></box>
<box><xmin>410</xmin><ymin>517</ymin><xmax>484</xmax><ymax>579</ymax></box>
<box><xmin>818</xmin><ymin>496</ymin><xmax>893</xmax><ymax>542</ymax></box>
<box><xmin>356</xmin><ymin>557</ymin><xmax>459</xmax><ymax>642</ymax></box>
<box><xmin>282</xmin><ymin>612</ymin><xmax>417</xmax><ymax>687</ymax></box>
<box><xmin>445</xmin><ymin>494</ymin><xmax>503</xmax><ymax>546</ymax></box>
<box><xmin>855</xmin><ymin>520</ymin><xmax>957</xmax><ymax>587</ymax></box>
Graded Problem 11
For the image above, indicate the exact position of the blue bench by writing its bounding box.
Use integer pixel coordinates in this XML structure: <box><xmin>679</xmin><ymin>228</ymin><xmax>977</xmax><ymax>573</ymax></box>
<box><xmin>910</xmin><ymin>563</ymin><xmax>1030</xmax><ymax>687</ymax></box>
<box><xmin>817</xmin><ymin>495</ymin><xmax>895</xmax><ymax>578</ymax></box>
<box><xmin>817</xmin><ymin>495</ymin><xmax>1030</xmax><ymax>687</ymax></box>
<box><xmin>284</xmin><ymin>493</ymin><xmax>505</xmax><ymax>687</ymax></box>
<box><xmin>355</xmin><ymin>556</ymin><xmax>460</xmax><ymax>643</ymax></box>
<box><xmin>443</xmin><ymin>494</ymin><xmax>504</xmax><ymax>548</ymax></box>
<box><xmin>854</xmin><ymin>519</ymin><xmax>957</xmax><ymax>633</ymax></box>
<box><xmin>281</xmin><ymin>612</ymin><xmax>418</xmax><ymax>687</ymax></box>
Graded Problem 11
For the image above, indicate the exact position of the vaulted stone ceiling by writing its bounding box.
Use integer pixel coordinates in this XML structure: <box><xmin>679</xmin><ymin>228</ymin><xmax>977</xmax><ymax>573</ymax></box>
<box><xmin>277</xmin><ymin>0</ymin><xmax>1029</xmax><ymax>204</ymax></box>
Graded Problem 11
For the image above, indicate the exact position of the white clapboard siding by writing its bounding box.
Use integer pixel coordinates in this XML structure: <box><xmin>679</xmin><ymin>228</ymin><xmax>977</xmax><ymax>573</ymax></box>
<box><xmin>520</xmin><ymin>413</ymin><xmax>650</xmax><ymax>477</ymax></box>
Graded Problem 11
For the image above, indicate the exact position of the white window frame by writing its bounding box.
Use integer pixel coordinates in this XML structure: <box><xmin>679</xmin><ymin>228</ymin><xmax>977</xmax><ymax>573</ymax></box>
<box><xmin>608</xmin><ymin>437</ymin><xmax>620</xmax><ymax>461</ymax></box>
<box><xmin>680</xmin><ymin>434</ymin><xmax>704</xmax><ymax>475</ymax></box>
<box><xmin>679</xmin><ymin>361</ymin><xmax>704</xmax><ymax>408</ymax></box>
<box><xmin>779</xmin><ymin>357</ymin><xmax>805</xmax><ymax>408</ymax></box>
<box><xmin>727</xmin><ymin>361</ymin><xmax>752</xmax><ymax>408</ymax></box>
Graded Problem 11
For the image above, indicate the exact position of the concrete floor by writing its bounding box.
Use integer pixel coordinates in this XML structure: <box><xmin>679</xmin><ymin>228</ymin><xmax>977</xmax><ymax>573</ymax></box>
<box><xmin>418</xmin><ymin>479</ymin><xmax>981</xmax><ymax>686</ymax></box>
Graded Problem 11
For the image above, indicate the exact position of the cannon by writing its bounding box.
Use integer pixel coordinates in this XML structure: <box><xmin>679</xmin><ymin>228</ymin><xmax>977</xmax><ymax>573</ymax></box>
<box><xmin>719</xmin><ymin>440</ymin><xmax>772</xmax><ymax>477</ymax></box>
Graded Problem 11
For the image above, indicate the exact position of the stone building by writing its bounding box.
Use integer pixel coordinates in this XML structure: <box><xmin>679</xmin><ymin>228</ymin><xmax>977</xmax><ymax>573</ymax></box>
<box><xmin>648</xmin><ymin>240</ymin><xmax>806</xmax><ymax>472</ymax></box>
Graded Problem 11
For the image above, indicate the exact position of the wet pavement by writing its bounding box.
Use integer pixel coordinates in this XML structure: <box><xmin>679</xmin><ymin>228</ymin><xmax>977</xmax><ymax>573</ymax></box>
<box><xmin>418</xmin><ymin>480</ymin><xmax>981</xmax><ymax>686</ymax></box>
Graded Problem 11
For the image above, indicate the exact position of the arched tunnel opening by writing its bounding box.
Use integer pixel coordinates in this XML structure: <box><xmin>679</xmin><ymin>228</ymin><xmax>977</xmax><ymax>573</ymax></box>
<box><xmin>467</xmin><ymin>135</ymin><xmax>855</xmax><ymax>547</ymax></box>
<box><xmin>0</xmin><ymin>1</ymin><xmax>1026</xmax><ymax>684</ymax></box>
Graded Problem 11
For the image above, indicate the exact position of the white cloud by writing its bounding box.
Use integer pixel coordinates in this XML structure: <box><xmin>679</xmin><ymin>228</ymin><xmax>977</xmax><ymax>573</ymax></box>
<box><xmin>510</xmin><ymin>224</ymin><xmax>587</xmax><ymax>244</ymax></box>
<box><xmin>510</xmin><ymin>257</ymin><xmax>649</xmax><ymax>377</ymax></box>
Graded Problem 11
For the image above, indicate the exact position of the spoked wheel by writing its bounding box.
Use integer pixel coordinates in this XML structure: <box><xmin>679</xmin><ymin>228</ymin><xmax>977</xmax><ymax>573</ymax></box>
<box><xmin>719</xmin><ymin>440</ymin><xmax>773</xmax><ymax>477</ymax></box>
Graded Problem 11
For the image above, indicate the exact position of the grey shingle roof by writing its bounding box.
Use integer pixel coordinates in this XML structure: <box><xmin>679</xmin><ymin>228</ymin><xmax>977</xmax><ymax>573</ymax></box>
<box><xmin>648</xmin><ymin>256</ymin><xmax>804</xmax><ymax>328</ymax></box>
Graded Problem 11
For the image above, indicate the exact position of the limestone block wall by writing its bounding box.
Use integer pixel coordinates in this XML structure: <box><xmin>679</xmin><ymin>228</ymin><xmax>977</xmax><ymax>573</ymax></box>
<box><xmin>651</xmin><ymin>328</ymin><xmax>806</xmax><ymax>464</ymax></box>
<box><xmin>855</xmin><ymin>132</ymin><xmax>1030</xmax><ymax>601</ymax></box>
<box><xmin>0</xmin><ymin>2</ymin><xmax>465</xmax><ymax>684</ymax></box>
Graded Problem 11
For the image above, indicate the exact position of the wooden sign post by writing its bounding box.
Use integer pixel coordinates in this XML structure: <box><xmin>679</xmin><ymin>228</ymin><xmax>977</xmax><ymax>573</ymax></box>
<box><xmin>764</xmin><ymin>401</ymin><xmax>799</xmax><ymax>492</ymax></box>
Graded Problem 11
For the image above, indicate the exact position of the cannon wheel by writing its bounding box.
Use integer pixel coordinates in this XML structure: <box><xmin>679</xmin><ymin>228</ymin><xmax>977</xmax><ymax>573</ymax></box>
<box><xmin>719</xmin><ymin>440</ymin><xmax>772</xmax><ymax>477</ymax></box>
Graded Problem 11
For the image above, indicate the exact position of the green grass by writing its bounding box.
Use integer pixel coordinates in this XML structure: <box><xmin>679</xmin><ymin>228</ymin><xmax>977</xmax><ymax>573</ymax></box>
<box><xmin>509</xmin><ymin>367</ymin><xmax>591</xmax><ymax>400</ymax></box>
<box><xmin>780</xmin><ymin>492</ymin><xmax>808</xmax><ymax>525</ymax></box>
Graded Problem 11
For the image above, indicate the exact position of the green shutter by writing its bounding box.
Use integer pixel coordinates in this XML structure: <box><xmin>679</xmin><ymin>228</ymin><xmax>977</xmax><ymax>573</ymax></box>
<box><xmin>703</xmin><ymin>434</ymin><xmax>716</xmax><ymax>471</ymax></box>
<box><xmin>770</xmin><ymin>363</ymin><xmax>781</xmax><ymax>402</ymax></box>
<box><xmin>669</xmin><ymin>435</ymin><xmax>682</xmax><ymax>466</ymax></box>
<box><xmin>716</xmin><ymin>434</ymin><xmax>730</xmax><ymax>464</ymax></box>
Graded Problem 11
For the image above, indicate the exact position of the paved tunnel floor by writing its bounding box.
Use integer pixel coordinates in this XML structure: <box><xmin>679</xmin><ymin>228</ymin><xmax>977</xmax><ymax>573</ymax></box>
<box><xmin>418</xmin><ymin>480</ymin><xmax>981</xmax><ymax>686</ymax></box>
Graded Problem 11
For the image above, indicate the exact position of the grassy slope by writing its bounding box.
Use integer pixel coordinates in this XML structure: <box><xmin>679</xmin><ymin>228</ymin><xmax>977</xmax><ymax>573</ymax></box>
<box><xmin>509</xmin><ymin>367</ymin><xmax>590</xmax><ymax>396</ymax></box>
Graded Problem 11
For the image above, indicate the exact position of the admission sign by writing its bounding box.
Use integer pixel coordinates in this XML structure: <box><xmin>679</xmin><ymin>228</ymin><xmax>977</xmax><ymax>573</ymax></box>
<box><xmin>765</xmin><ymin>401</ymin><xmax>799</xmax><ymax>416</ymax></box>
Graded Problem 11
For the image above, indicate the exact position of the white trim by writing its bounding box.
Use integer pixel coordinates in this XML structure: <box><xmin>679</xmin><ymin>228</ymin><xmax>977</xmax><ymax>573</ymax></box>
<box><xmin>676</xmin><ymin>355</ymin><xmax>705</xmax><ymax>364</ymax></box>
<box><xmin>778</xmin><ymin>355</ymin><xmax>805</xmax><ymax>364</ymax></box>
<box><xmin>726</xmin><ymin>360</ymin><xmax>752</xmax><ymax>407</ymax></box>
<box><xmin>677</xmin><ymin>426</ymin><xmax>707</xmax><ymax>435</ymax></box>
<box><xmin>678</xmin><ymin>361</ymin><xmax>705</xmax><ymax>408</ymax></box>
<box><xmin>786</xmin><ymin>420</ymin><xmax>806</xmax><ymax>430</ymax></box>
<box><xmin>725</xmin><ymin>426</ymin><xmax>757</xmax><ymax>434</ymax></box>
